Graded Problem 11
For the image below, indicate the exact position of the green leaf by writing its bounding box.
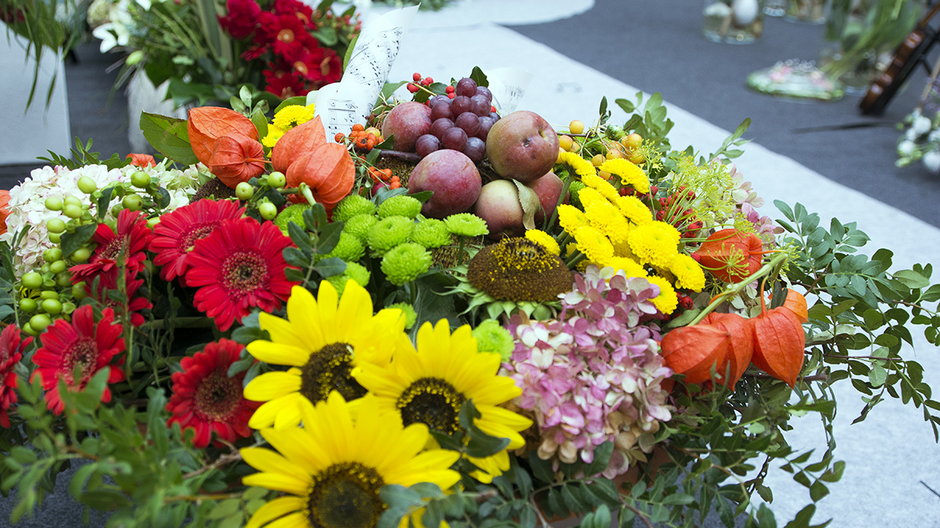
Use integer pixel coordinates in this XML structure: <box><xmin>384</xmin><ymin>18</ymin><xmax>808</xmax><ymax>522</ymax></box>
<box><xmin>312</xmin><ymin>26</ymin><xmax>338</xmax><ymax>46</ymax></box>
<box><xmin>273</xmin><ymin>96</ymin><xmax>308</xmax><ymax>114</ymax></box>
<box><xmin>894</xmin><ymin>269</ymin><xmax>930</xmax><ymax>289</ymax></box>
<box><xmin>343</xmin><ymin>35</ymin><xmax>358</xmax><ymax>69</ymax></box>
<box><xmin>139</xmin><ymin>113</ymin><xmax>199</xmax><ymax>165</ymax></box>
<box><xmin>314</xmin><ymin>257</ymin><xmax>347</xmax><ymax>278</ymax></box>
<box><xmin>511</xmin><ymin>180</ymin><xmax>540</xmax><ymax>230</ymax></box>
<box><xmin>615</xmin><ymin>97</ymin><xmax>636</xmax><ymax>113</ymax></box>
<box><xmin>61</xmin><ymin>224</ymin><xmax>98</xmax><ymax>258</ymax></box>
<box><xmin>208</xmin><ymin>499</ymin><xmax>241</xmax><ymax>520</ymax></box>
<box><xmin>470</xmin><ymin>66</ymin><xmax>489</xmax><ymax>87</ymax></box>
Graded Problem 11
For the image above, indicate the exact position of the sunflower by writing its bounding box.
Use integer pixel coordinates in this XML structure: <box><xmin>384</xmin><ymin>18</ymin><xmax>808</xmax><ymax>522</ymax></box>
<box><xmin>243</xmin><ymin>281</ymin><xmax>410</xmax><ymax>429</ymax></box>
<box><xmin>353</xmin><ymin>320</ymin><xmax>532</xmax><ymax>483</ymax></box>
<box><xmin>242</xmin><ymin>392</ymin><xmax>460</xmax><ymax>528</ymax></box>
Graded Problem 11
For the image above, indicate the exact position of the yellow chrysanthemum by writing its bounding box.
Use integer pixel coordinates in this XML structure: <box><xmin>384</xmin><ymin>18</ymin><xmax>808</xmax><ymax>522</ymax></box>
<box><xmin>244</xmin><ymin>281</ymin><xmax>411</xmax><ymax>429</ymax></box>
<box><xmin>581</xmin><ymin>172</ymin><xmax>620</xmax><ymax>203</ymax></box>
<box><xmin>353</xmin><ymin>320</ymin><xmax>532</xmax><ymax>484</ymax></box>
<box><xmin>574</xmin><ymin>225</ymin><xmax>615</xmax><ymax>264</ymax></box>
<box><xmin>576</xmin><ymin>187</ymin><xmax>606</xmax><ymax>209</ymax></box>
<box><xmin>242</xmin><ymin>392</ymin><xmax>460</xmax><ymax>528</ymax></box>
<box><xmin>601</xmin><ymin>256</ymin><xmax>648</xmax><ymax>278</ymax></box>
<box><xmin>557</xmin><ymin>204</ymin><xmax>589</xmax><ymax>235</ymax></box>
<box><xmin>272</xmin><ymin>104</ymin><xmax>316</xmax><ymax>130</ymax></box>
<box><xmin>583</xmin><ymin>197</ymin><xmax>631</xmax><ymax>245</ymax></box>
<box><xmin>557</xmin><ymin>151</ymin><xmax>597</xmax><ymax>178</ymax></box>
<box><xmin>669</xmin><ymin>253</ymin><xmax>706</xmax><ymax>292</ymax></box>
<box><xmin>614</xmin><ymin>195</ymin><xmax>653</xmax><ymax>225</ymax></box>
<box><xmin>524</xmin><ymin>229</ymin><xmax>560</xmax><ymax>255</ymax></box>
<box><xmin>599</xmin><ymin>158</ymin><xmax>650</xmax><ymax>194</ymax></box>
<box><xmin>627</xmin><ymin>221</ymin><xmax>680</xmax><ymax>268</ymax></box>
<box><xmin>261</xmin><ymin>126</ymin><xmax>286</xmax><ymax>148</ymax></box>
<box><xmin>647</xmin><ymin>275</ymin><xmax>678</xmax><ymax>314</ymax></box>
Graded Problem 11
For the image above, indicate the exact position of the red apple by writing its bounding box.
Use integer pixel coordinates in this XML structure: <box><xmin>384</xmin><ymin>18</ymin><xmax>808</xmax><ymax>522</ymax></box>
<box><xmin>485</xmin><ymin>110</ymin><xmax>559</xmax><ymax>184</ymax></box>
<box><xmin>474</xmin><ymin>180</ymin><xmax>525</xmax><ymax>239</ymax></box>
<box><xmin>382</xmin><ymin>102</ymin><xmax>433</xmax><ymax>152</ymax></box>
<box><xmin>527</xmin><ymin>171</ymin><xmax>564</xmax><ymax>224</ymax></box>
<box><xmin>408</xmin><ymin>150</ymin><xmax>481</xmax><ymax>218</ymax></box>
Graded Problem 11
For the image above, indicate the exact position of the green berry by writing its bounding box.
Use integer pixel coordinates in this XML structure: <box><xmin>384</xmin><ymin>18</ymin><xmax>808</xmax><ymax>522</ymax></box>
<box><xmin>43</xmin><ymin>248</ymin><xmax>62</xmax><ymax>262</ymax></box>
<box><xmin>443</xmin><ymin>213</ymin><xmax>489</xmax><ymax>237</ymax></box>
<box><xmin>62</xmin><ymin>302</ymin><xmax>76</xmax><ymax>314</ymax></box>
<box><xmin>122</xmin><ymin>194</ymin><xmax>142</xmax><ymax>211</ymax></box>
<box><xmin>268</xmin><ymin>171</ymin><xmax>286</xmax><ymax>188</ymax></box>
<box><xmin>236</xmin><ymin>182</ymin><xmax>254</xmax><ymax>200</ymax></box>
<box><xmin>410</xmin><ymin>218</ymin><xmax>451</xmax><ymax>249</ymax></box>
<box><xmin>55</xmin><ymin>272</ymin><xmax>72</xmax><ymax>287</ymax></box>
<box><xmin>29</xmin><ymin>314</ymin><xmax>52</xmax><ymax>332</ymax></box>
<box><xmin>380</xmin><ymin>242</ymin><xmax>431</xmax><ymax>285</ymax></box>
<box><xmin>71</xmin><ymin>282</ymin><xmax>87</xmax><ymax>300</ymax></box>
<box><xmin>342</xmin><ymin>214</ymin><xmax>378</xmax><ymax>241</ymax></box>
<box><xmin>39</xmin><ymin>290</ymin><xmax>58</xmax><ymax>300</ymax></box>
<box><xmin>63</xmin><ymin>204</ymin><xmax>83</xmax><ymax>219</ymax></box>
<box><xmin>21</xmin><ymin>272</ymin><xmax>42</xmax><ymax>289</ymax></box>
<box><xmin>19</xmin><ymin>298</ymin><xmax>37</xmax><ymax>313</ymax></box>
<box><xmin>259</xmin><ymin>201</ymin><xmax>278</xmax><ymax>220</ymax></box>
<box><xmin>21</xmin><ymin>323</ymin><xmax>35</xmax><ymax>336</ymax></box>
<box><xmin>378</xmin><ymin>195</ymin><xmax>422</xmax><ymax>219</ymax></box>
<box><xmin>472</xmin><ymin>320</ymin><xmax>515</xmax><ymax>360</ymax></box>
<box><xmin>71</xmin><ymin>247</ymin><xmax>91</xmax><ymax>263</ymax></box>
<box><xmin>63</xmin><ymin>195</ymin><xmax>82</xmax><ymax>208</ymax></box>
<box><xmin>130</xmin><ymin>170</ymin><xmax>152</xmax><ymax>188</ymax></box>
<box><xmin>47</xmin><ymin>218</ymin><xmax>66</xmax><ymax>233</ymax></box>
<box><xmin>48</xmin><ymin>232</ymin><xmax>61</xmax><ymax>243</ymax></box>
<box><xmin>334</xmin><ymin>195</ymin><xmax>376</xmax><ymax>222</ymax></box>
<box><xmin>147</xmin><ymin>217</ymin><xmax>160</xmax><ymax>229</ymax></box>
<box><xmin>77</xmin><ymin>176</ymin><xmax>97</xmax><ymax>194</ymax></box>
<box><xmin>327</xmin><ymin>232</ymin><xmax>365</xmax><ymax>262</ymax></box>
<box><xmin>44</xmin><ymin>196</ymin><xmax>63</xmax><ymax>211</ymax></box>
<box><xmin>385</xmin><ymin>302</ymin><xmax>418</xmax><ymax>329</ymax></box>
<box><xmin>367</xmin><ymin>216</ymin><xmax>415</xmax><ymax>255</ymax></box>
<box><xmin>49</xmin><ymin>260</ymin><xmax>67</xmax><ymax>274</ymax></box>
<box><xmin>40</xmin><ymin>299</ymin><xmax>62</xmax><ymax>315</ymax></box>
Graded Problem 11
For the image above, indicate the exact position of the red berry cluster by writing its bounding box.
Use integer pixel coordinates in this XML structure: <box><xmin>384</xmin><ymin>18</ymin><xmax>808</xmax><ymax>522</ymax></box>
<box><xmin>407</xmin><ymin>72</ymin><xmax>434</xmax><ymax>93</ymax></box>
<box><xmin>653</xmin><ymin>185</ymin><xmax>703</xmax><ymax>237</ymax></box>
<box><xmin>676</xmin><ymin>291</ymin><xmax>695</xmax><ymax>310</ymax></box>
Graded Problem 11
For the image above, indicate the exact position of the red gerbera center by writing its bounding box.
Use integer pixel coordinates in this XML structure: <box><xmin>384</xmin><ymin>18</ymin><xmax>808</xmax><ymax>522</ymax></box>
<box><xmin>167</xmin><ymin>339</ymin><xmax>259</xmax><ymax>448</ymax></box>
<box><xmin>222</xmin><ymin>251</ymin><xmax>269</xmax><ymax>295</ymax></box>
<box><xmin>62</xmin><ymin>337</ymin><xmax>98</xmax><ymax>385</ymax></box>
<box><xmin>294</xmin><ymin>60</ymin><xmax>309</xmax><ymax>75</ymax></box>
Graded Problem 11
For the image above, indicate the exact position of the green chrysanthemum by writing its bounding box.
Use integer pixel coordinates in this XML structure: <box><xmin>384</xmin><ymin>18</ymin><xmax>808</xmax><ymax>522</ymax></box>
<box><xmin>367</xmin><ymin>216</ymin><xmax>415</xmax><ymax>255</ymax></box>
<box><xmin>326</xmin><ymin>261</ymin><xmax>371</xmax><ymax>296</ymax></box>
<box><xmin>411</xmin><ymin>218</ymin><xmax>452</xmax><ymax>249</ymax></box>
<box><xmin>444</xmin><ymin>213</ymin><xmax>489</xmax><ymax>237</ymax></box>
<box><xmin>334</xmin><ymin>194</ymin><xmax>376</xmax><ymax>222</ymax></box>
<box><xmin>378</xmin><ymin>195</ymin><xmax>422</xmax><ymax>219</ymax></box>
<box><xmin>273</xmin><ymin>203</ymin><xmax>310</xmax><ymax>233</ymax></box>
<box><xmin>472</xmin><ymin>320</ymin><xmax>514</xmax><ymax>360</ymax></box>
<box><xmin>342</xmin><ymin>214</ymin><xmax>378</xmax><ymax>241</ymax></box>
<box><xmin>386</xmin><ymin>302</ymin><xmax>418</xmax><ymax>329</ymax></box>
<box><xmin>326</xmin><ymin>232</ymin><xmax>365</xmax><ymax>262</ymax></box>
<box><xmin>381</xmin><ymin>242</ymin><xmax>431</xmax><ymax>285</ymax></box>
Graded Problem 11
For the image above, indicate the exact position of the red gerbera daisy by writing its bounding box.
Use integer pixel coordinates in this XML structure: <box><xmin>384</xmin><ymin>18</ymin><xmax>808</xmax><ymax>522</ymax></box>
<box><xmin>31</xmin><ymin>306</ymin><xmax>125</xmax><ymax>415</ymax></box>
<box><xmin>150</xmin><ymin>199</ymin><xmax>246</xmax><ymax>282</ymax></box>
<box><xmin>218</xmin><ymin>0</ymin><xmax>261</xmax><ymax>39</ymax></box>
<box><xmin>185</xmin><ymin>217</ymin><xmax>296</xmax><ymax>331</ymax></box>
<box><xmin>71</xmin><ymin>209</ymin><xmax>154</xmax><ymax>287</ymax></box>
<box><xmin>308</xmin><ymin>47</ymin><xmax>342</xmax><ymax>87</ymax></box>
<box><xmin>273</xmin><ymin>0</ymin><xmax>313</xmax><ymax>26</ymax></box>
<box><xmin>166</xmin><ymin>339</ymin><xmax>260</xmax><ymax>448</ymax></box>
<box><xmin>0</xmin><ymin>325</ymin><xmax>32</xmax><ymax>427</ymax></box>
<box><xmin>263</xmin><ymin>67</ymin><xmax>307</xmax><ymax>99</ymax></box>
<box><xmin>84</xmin><ymin>276</ymin><xmax>152</xmax><ymax>327</ymax></box>
<box><xmin>269</xmin><ymin>15</ymin><xmax>315</xmax><ymax>62</ymax></box>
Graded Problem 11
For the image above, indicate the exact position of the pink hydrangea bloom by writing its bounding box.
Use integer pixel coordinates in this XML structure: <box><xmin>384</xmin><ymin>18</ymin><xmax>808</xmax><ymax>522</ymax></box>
<box><xmin>503</xmin><ymin>266</ymin><xmax>673</xmax><ymax>477</ymax></box>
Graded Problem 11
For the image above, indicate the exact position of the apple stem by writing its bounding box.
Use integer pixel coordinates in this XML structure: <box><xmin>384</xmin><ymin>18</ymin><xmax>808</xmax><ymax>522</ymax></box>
<box><xmin>378</xmin><ymin>149</ymin><xmax>422</xmax><ymax>164</ymax></box>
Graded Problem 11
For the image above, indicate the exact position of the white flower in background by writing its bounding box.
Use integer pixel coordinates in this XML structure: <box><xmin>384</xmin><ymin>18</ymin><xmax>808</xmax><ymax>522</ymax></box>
<box><xmin>1</xmin><ymin>162</ymin><xmax>202</xmax><ymax>276</ymax></box>
<box><xmin>911</xmin><ymin>115</ymin><xmax>933</xmax><ymax>136</ymax></box>
<box><xmin>898</xmin><ymin>140</ymin><xmax>916</xmax><ymax>157</ymax></box>
<box><xmin>923</xmin><ymin>150</ymin><xmax>940</xmax><ymax>174</ymax></box>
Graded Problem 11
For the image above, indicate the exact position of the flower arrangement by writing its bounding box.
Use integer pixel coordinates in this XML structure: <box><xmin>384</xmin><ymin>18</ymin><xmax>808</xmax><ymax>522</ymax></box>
<box><xmin>91</xmin><ymin>0</ymin><xmax>359</xmax><ymax>105</ymax></box>
<box><xmin>1</xmin><ymin>68</ymin><xmax>939</xmax><ymax>528</ymax></box>
<box><xmin>897</xmin><ymin>105</ymin><xmax>940</xmax><ymax>173</ymax></box>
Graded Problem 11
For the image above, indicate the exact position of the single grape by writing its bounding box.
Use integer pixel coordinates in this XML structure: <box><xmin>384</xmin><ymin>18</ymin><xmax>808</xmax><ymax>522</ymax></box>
<box><xmin>19</xmin><ymin>298</ymin><xmax>37</xmax><ymax>313</ymax></box>
<box><xmin>456</xmin><ymin>78</ymin><xmax>477</xmax><ymax>97</ymax></box>
<box><xmin>21</xmin><ymin>272</ymin><xmax>43</xmax><ymax>290</ymax></box>
<box><xmin>441</xmin><ymin>127</ymin><xmax>468</xmax><ymax>151</ymax></box>
<box><xmin>476</xmin><ymin>116</ymin><xmax>495</xmax><ymax>140</ymax></box>
<box><xmin>49</xmin><ymin>260</ymin><xmax>67</xmax><ymax>274</ymax></box>
<box><xmin>44</xmin><ymin>196</ymin><xmax>63</xmax><ymax>211</ymax></box>
<box><xmin>463</xmin><ymin>137</ymin><xmax>485</xmax><ymax>163</ymax></box>
<box><xmin>430</xmin><ymin>95</ymin><xmax>450</xmax><ymax>106</ymax></box>
<box><xmin>122</xmin><ymin>194</ymin><xmax>142</xmax><ymax>211</ymax></box>
<box><xmin>475</xmin><ymin>86</ymin><xmax>493</xmax><ymax>103</ymax></box>
<box><xmin>71</xmin><ymin>247</ymin><xmax>91</xmax><ymax>263</ymax></box>
<box><xmin>451</xmin><ymin>95</ymin><xmax>471</xmax><ymax>116</ymax></box>
<box><xmin>55</xmin><ymin>273</ymin><xmax>72</xmax><ymax>287</ymax></box>
<box><xmin>40</xmin><ymin>299</ymin><xmax>62</xmax><ymax>316</ymax></box>
<box><xmin>29</xmin><ymin>314</ymin><xmax>51</xmax><ymax>333</ymax></box>
<box><xmin>489</xmin><ymin>111</ymin><xmax>500</xmax><ymax>121</ymax></box>
<box><xmin>268</xmin><ymin>171</ymin><xmax>287</xmax><ymax>188</ymax></box>
<box><xmin>415</xmin><ymin>134</ymin><xmax>441</xmax><ymax>157</ymax></box>
<box><xmin>77</xmin><ymin>176</ymin><xmax>97</xmax><ymax>194</ymax></box>
<box><xmin>430</xmin><ymin>118</ymin><xmax>455</xmax><ymax>140</ymax></box>
<box><xmin>46</xmin><ymin>218</ymin><xmax>66</xmax><ymax>234</ymax></box>
<box><xmin>72</xmin><ymin>282</ymin><xmax>88</xmax><ymax>300</ymax></box>
<box><xmin>258</xmin><ymin>201</ymin><xmax>277</xmax><ymax>220</ymax></box>
<box><xmin>236</xmin><ymin>182</ymin><xmax>254</xmax><ymax>200</ymax></box>
<box><xmin>455</xmin><ymin>112</ymin><xmax>480</xmax><ymax>137</ymax></box>
<box><xmin>429</xmin><ymin>101</ymin><xmax>452</xmax><ymax>120</ymax></box>
<box><xmin>43</xmin><ymin>248</ymin><xmax>62</xmax><ymax>262</ymax></box>
<box><xmin>63</xmin><ymin>204</ymin><xmax>83</xmax><ymax>219</ymax></box>
<box><xmin>130</xmin><ymin>171</ymin><xmax>151</xmax><ymax>188</ymax></box>
<box><xmin>470</xmin><ymin>95</ymin><xmax>491</xmax><ymax>116</ymax></box>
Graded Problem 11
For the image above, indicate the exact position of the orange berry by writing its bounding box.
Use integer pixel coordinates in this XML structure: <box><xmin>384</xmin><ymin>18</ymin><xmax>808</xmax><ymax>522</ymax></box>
<box><xmin>352</xmin><ymin>124</ymin><xmax>365</xmax><ymax>132</ymax></box>
<box><xmin>334</xmin><ymin>133</ymin><xmax>345</xmax><ymax>142</ymax></box>
<box><xmin>389</xmin><ymin>181</ymin><xmax>401</xmax><ymax>189</ymax></box>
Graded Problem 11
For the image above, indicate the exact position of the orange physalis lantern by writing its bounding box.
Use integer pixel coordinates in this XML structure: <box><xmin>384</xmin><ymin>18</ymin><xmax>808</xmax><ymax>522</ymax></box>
<box><xmin>0</xmin><ymin>190</ymin><xmax>10</xmax><ymax>235</ymax></box>
<box><xmin>187</xmin><ymin>107</ymin><xmax>259</xmax><ymax>166</ymax></box>
<box><xmin>271</xmin><ymin>116</ymin><xmax>327</xmax><ymax>173</ymax></box>
<box><xmin>285</xmin><ymin>142</ymin><xmax>355</xmax><ymax>207</ymax></box>
<box><xmin>208</xmin><ymin>134</ymin><xmax>266</xmax><ymax>188</ymax></box>
<box><xmin>661</xmin><ymin>324</ymin><xmax>732</xmax><ymax>385</ymax></box>
<box><xmin>701</xmin><ymin>312</ymin><xmax>754</xmax><ymax>389</ymax></box>
<box><xmin>751</xmin><ymin>299</ymin><xmax>806</xmax><ymax>387</ymax></box>
<box><xmin>782</xmin><ymin>288</ymin><xmax>809</xmax><ymax>323</ymax></box>
<box><xmin>693</xmin><ymin>229</ymin><xmax>765</xmax><ymax>283</ymax></box>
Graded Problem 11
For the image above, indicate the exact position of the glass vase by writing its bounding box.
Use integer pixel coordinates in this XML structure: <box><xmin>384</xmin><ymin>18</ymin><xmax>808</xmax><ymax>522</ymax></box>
<box><xmin>785</xmin><ymin>0</ymin><xmax>827</xmax><ymax>23</ymax></box>
<box><xmin>703</xmin><ymin>0</ymin><xmax>766</xmax><ymax>44</ymax></box>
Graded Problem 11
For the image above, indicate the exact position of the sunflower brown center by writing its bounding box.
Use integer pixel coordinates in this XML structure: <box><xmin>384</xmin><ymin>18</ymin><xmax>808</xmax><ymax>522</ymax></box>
<box><xmin>222</xmin><ymin>251</ymin><xmax>268</xmax><ymax>295</ymax></box>
<box><xmin>466</xmin><ymin>237</ymin><xmax>573</xmax><ymax>302</ymax></box>
<box><xmin>64</xmin><ymin>337</ymin><xmax>98</xmax><ymax>384</ymax></box>
<box><xmin>397</xmin><ymin>377</ymin><xmax>465</xmax><ymax>435</ymax></box>
<box><xmin>299</xmin><ymin>343</ymin><xmax>365</xmax><ymax>404</ymax></box>
<box><xmin>194</xmin><ymin>372</ymin><xmax>240</xmax><ymax>421</ymax></box>
<box><xmin>182</xmin><ymin>223</ymin><xmax>217</xmax><ymax>252</ymax></box>
<box><xmin>306</xmin><ymin>462</ymin><xmax>384</xmax><ymax>528</ymax></box>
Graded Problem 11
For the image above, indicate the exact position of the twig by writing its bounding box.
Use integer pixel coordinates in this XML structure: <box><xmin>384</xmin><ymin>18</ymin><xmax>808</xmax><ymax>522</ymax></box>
<box><xmin>183</xmin><ymin>451</ymin><xmax>243</xmax><ymax>480</ymax></box>
<box><xmin>377</xmin><ymin>149</ymin><xmax>421</xmax><ymax>163</ymax></box>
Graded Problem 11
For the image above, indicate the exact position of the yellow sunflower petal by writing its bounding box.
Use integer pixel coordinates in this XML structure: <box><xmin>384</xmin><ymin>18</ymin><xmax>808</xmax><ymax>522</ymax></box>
<box><xmin>265</xmin><ymin>512</ymin><xmax>309</xmax><ymax>528</ymax></box>
<box><xmin>242</xmin><ymin>472</ymin><xmax>309</xmax><ymax>495</ymax></box>
<box><xmin>257</xmin><ymin>311</ymin><xmax>308</xmax><ymax>351</ymax></box>
<box><xmin>245</xmin><ymin>496</ymin><xmax>306</xmax><ymax>528</ymax></box>
<box><xmin>243</xmin><ymin>370</ymin><xmax>302</xmax><ymax>402</ymax></box>
<box><xmin>247</xmin><ymin>341</ymin><xmax>310</xmax><ymax>367</ymax></box>
<box><xmin>241</xmin><ymin>447</ymin><xmax>311</xmax><ymax>482</ymax></box>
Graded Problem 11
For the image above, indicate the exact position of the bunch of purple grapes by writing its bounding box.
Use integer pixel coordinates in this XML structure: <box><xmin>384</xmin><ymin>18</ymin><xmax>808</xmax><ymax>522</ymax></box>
<box><xmin>415</xmin><ymin>77</ymin><xmax>500</xmax><ymax>162</ymax></box>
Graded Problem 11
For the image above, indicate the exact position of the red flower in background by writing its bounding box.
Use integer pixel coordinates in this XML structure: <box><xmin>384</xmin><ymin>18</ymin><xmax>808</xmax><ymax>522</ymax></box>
<box><xmin>166</xmin><ymin>339</ymin><xmax>259</xmax><ymax>448</ymax></box>
<box><xmin>273</xmin><ymin>0</ymin><xmax>313</xmax><ymax>26</ymax></box>
<box><xmin>150</xmin><ymin>199</ymin><xmax>246</xmax><ymax>282</ymax></box>
<box><xmin>126</xmin><ymin>153</ymin><xmax>156</xmax><ymax>168</ymax></box>
<box><xmin>263</xmin><ymin>67</ymin><xmax>306</xmax><ymax>98</ymax></box>
<box><xmin>0</xmin><ymin>325</ymin><xmax>32</xmax><ymax>427</ymax></box>
<box><xmin>270</xmin><ymin>14</ymin><xmax>315</xmax><ymax>62</ymax></box>
<box><xmin>185</xmin><ymin>217</ymin><xmax>296</xmax><ymax>331</ymax></box>
<box><xmin>32</xmin><ymin>306</ymin><xmax>125</xmax><ymax>415</ymax></box>
<box><xmin>71</xmin><ymin>209</ymin><xmax>154</xmax><ymax>287</ymax></box>
<box><xmin>218</xmin><ymin>0</ymin><xmax>261</xmax><ymax>39</ymax></box>
<box><xmin>0</xmin><ymin>190</ymin><xmax>10</xmax><ymax>235</ymax></box>
<box><xmin>311</xmin><ymin>47</ymin><xmax>342</xmax><ymax>86</ymax></box>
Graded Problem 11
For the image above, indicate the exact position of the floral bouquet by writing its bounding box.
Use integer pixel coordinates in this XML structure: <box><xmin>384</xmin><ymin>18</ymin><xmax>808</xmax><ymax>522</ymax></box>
<box><xmin>1</xmin><ymin>68</ymin><xmax>939</xmax><ymax>527</ymax></box>
<box><xmin>90</xmin><ymin>0</ymin><xmax>360</xmax><ymax>105</ymax></box>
